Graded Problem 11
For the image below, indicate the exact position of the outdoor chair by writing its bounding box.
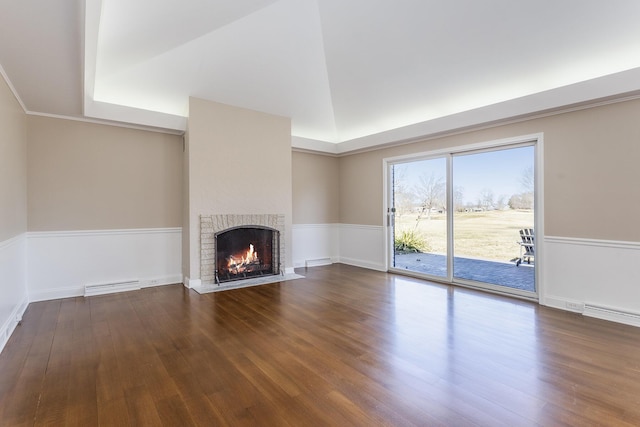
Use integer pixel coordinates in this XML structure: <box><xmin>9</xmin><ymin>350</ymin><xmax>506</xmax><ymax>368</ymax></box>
<box><xmin>516</xmin><ymin>228</ymin><xmax>534</xmax><ymax>266</ymax></box>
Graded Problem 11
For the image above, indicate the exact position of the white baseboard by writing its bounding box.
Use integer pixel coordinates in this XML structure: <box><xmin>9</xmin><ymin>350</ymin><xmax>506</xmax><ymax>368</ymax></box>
<box><xmin>140</xmin><ymin>275</ymin><xmax>183</xmax><ymax>289</ymax></box>
<box><xmin>30</xmin><ymin>285</ymin><xmax>85</xmax><ymax>302</ymax></box>
<box><xmin>0</xmin><ymin>295</ymin><xmax>28</xmax><ymax>355</ymax></box>
<box><xmin>543</xmin><ymin>296</ymin><xmax>583</xmax><ymax>312</ymax></box>
<box><xmin>28</xmin><ymin>228</ymin><xmax>182</xmax><ymax>301</ymax></box>
<box><xmin>184</xmin><ymin>277</ymin><xmax>201</xmax><ymax>289</ymax></box>
<box><xmin>0</xmin><ymin>234</ymin><xmax>28</xmax><ymax>354</ymax></box>
<box><xmin>337</xmin><ymin>256</ymin><xmax>386</xmax><ymax>272</ymax></box>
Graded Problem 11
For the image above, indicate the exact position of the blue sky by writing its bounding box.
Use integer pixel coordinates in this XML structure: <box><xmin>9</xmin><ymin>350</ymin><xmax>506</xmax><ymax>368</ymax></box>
<box><xmin>394</xmin><ymin>145</ymin><xmax>534</xmax><ymax>204</ymax></box>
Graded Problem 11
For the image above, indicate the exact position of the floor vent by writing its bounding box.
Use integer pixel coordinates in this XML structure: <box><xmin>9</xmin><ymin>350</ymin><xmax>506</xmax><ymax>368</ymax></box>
<box><xmin>84</xmin><ymin>280</ymin><xmax>140</xmax><ymax>297</ymax></box>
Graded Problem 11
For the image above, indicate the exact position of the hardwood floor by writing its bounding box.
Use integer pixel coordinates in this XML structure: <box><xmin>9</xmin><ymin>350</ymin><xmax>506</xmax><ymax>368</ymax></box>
<box><xmin>2</xmin><ymin>264</ymin><xmax>640</xmax><ymax>426</ymax></box>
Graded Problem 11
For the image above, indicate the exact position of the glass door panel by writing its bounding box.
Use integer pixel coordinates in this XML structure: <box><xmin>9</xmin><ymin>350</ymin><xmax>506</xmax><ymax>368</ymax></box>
<box><xmin>451</xmin><ymin>146</ymin><xmax>535</xmax><ymax>292</ymax></box>
<box><xmin>391</xmin><ymin>158</ymin><xmax>448</xmax><ymax>279</ymax></box>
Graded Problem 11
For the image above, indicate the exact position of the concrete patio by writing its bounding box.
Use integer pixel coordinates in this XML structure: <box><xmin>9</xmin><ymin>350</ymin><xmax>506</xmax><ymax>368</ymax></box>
<box><xmin>394</xmin><ymin>252</ymin><xmax>535</xmax><ymax>292</ymax></box>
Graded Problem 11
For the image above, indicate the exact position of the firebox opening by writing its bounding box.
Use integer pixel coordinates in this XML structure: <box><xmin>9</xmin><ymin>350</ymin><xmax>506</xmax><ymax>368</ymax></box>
<box><xmin>215</xmin><ymin>226</ymin><xmax>279</xmax><ymax>284</ymax></box>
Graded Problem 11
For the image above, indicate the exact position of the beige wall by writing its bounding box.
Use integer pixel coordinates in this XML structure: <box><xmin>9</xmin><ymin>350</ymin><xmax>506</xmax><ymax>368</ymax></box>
<box><xmin>185</xmin><ymin>98</ymin><xmax>292</xmax><ymax>279</ymax></box>
<box><xmin>0</xmin><ymin>74</ymin><xmax>27</xmax><ymax>242</ymax></box>
<box><xmin>292</xmin><ymin>151</ymin><xmax>339</xmax><ymax>224</ymax></box>
<box><xmin>338</xmin><ymin>98</ymin><xmax>640</xmax><ymax>242</ymax></box>
<box><xmin>27</xmin><ymin>116</ymin><xmax>183</xmax><ymax>231</ymax></box>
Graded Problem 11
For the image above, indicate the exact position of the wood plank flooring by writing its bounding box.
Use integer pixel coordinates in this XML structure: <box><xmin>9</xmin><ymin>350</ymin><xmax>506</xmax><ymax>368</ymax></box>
<box><xmin>1</xmin><ymin>264</ymin><xmax>640</xmax><ymax>426</ymax></box>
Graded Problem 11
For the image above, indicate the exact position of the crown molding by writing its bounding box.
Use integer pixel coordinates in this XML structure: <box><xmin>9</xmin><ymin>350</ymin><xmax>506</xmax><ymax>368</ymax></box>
<box><xmin>0</xmin><ymin>63</ymin><xmax>27</xmax><ymax>113</ymax></box>
<box><xmin>26</xmin><ymin>111</ymin><xmax>184</xmax><ymax>135</ymax></box>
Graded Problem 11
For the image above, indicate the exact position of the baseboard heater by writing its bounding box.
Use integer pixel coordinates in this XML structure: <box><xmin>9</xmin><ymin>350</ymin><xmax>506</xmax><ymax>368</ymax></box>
<box><xmin>84</xmin><ymin>280</ymin><xmax>140</xmax><ymax>297</ymax></box>
<box><xmin>583</xmin><ymin>303</ymin><xmax>640</xmax><ymax>326</ymax></box>
<box><xmin>305</xmin><ymin>258</ymin><xmax>332</xmax><ymax>268</ymax></box>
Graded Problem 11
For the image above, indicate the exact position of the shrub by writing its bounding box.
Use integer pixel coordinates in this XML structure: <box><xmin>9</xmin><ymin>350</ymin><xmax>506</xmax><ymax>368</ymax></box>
<box><xmin>394</xmin><ymin>230</ymin><xmax>430</xmax><ymax>253</ymax></box>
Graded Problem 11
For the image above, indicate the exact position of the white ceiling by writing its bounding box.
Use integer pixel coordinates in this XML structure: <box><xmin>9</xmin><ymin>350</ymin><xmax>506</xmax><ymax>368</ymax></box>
<box><xmin>1</xmin><ymin>0</ymin><xmax>640</xmax><ymax>153</ymax></box>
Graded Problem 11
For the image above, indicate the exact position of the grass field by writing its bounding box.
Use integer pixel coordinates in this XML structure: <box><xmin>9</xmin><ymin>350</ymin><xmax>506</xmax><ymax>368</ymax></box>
<box><xmin>395</xmin><ymin>209</ymin><xmax>534</xmax><ymax>262</ymax></box>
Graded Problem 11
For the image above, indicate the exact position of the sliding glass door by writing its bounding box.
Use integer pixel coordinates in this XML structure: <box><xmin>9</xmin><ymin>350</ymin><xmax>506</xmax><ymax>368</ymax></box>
<box><xmin>391</xmin><ymin>157</ymin><xmax>449</xmax><ymax>279</ymax></box>
<box><xmin>388</xmin><ymin>141</ymin><xmax>536</xmax><ymax>297</ymax></box>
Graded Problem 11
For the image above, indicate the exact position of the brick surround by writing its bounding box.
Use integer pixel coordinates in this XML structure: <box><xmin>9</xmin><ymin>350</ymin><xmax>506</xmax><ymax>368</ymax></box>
<box><xmin>200</xmin><ymin>214</ymin><xmax>285</xmax><ymax>284</ymax></box>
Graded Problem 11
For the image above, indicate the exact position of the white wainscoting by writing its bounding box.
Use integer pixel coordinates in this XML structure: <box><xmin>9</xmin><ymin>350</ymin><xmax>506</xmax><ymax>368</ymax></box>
<box><xmin>292</xmin><ymin>224</ymin><xmax>340</xmax><ymax>268</ymax></box>
<box><xmin>28</xmin><ymin>228</ymin><xmax>183</xmax><ymax>302</ymax></box>
<box><xmin>543</xmin><ymin>236</ymin><xmax>640</xmax><ymax>327</ymax></box>
<box><xmin>292</xmin><ymin>223</ymin><xmax>386</xmax><ymax>271</ymax></box>
<box><xmin>0</xmin><ymin>234</ymin><xmax>29</xmax><ymax>354</ymax></box>
<box><xmin>337</xmin><ymin>224</ymin><xmax>386</xmax><ymax>271</ymax></box>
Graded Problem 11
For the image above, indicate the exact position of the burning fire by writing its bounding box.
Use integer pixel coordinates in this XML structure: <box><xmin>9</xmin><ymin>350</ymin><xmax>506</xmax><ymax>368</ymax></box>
<box><xmin>227</xmin><ymin>243</ymin><xmax>259</xmax><ymax>273</ymax></box>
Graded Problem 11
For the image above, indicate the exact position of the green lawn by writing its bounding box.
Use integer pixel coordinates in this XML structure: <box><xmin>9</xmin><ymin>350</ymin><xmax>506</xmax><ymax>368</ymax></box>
<box><xmin>395</xmin><ymin>209</ymin><xmax>534</xmax><ymax>262</ymax></box>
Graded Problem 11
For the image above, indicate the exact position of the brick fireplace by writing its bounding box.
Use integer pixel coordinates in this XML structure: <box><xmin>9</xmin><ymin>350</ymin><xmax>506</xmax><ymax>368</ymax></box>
<box><xmin>200</xmin><ymin>214</ymin><xmax>285</xmax><ymax>285</ymax></box>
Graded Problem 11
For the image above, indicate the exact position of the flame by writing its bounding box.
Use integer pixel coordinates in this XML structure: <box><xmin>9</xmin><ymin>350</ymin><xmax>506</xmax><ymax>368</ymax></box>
<box><xmin>245</xmin><ymin>243</ymin><xmax>257</xmax><ymax>263</ymax></box>
<box><xmin>227</xmin><ymin>243</ymin><xmax>259</xmax><ymax>273</ymax></box>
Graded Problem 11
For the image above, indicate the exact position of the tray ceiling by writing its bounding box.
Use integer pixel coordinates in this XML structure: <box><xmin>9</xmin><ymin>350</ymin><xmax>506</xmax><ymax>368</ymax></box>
<box><xmin>1</xmin><ymin>0</ymin><xmax>640</xmax><ymax>153</ymax></box>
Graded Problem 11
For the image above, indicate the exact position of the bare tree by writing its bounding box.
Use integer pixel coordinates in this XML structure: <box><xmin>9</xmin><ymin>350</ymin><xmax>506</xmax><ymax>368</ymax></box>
<box><xmin>479</xmin><ymin>188</ymin><xmax>495</xmax><ymax>210</ymax></box>
<box><xmin>453</xmin><ymin>186</ymin><xmax>465</xmax><ymax>212</ymax></box>
<box><xmin>509</xmin><ymin>192</ymin><xmax>534</xmax><ymax>210</ymax></box>
<box><xmin>414</xmin><ymin>173</ymin><xmax>445</xmax><ymax>224</ymax></box>
<box><xmin>521</xmin><ymin>166</ymin><xmax>534</xmax><ymax>193</ymax></box>
<box><xmin>392</xmin><ymin>165</ymin><xmax>415</xmax><ymax>217</ymax></box>
<box><xmin>508</xmin><ymin>165</ymin><xmax>535</xmax><ymax>210</ymax></box>
<box><xmin>394</xmin><ymin>190</ymin><xmax>415</xmax><ymax>218</ymax></box>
